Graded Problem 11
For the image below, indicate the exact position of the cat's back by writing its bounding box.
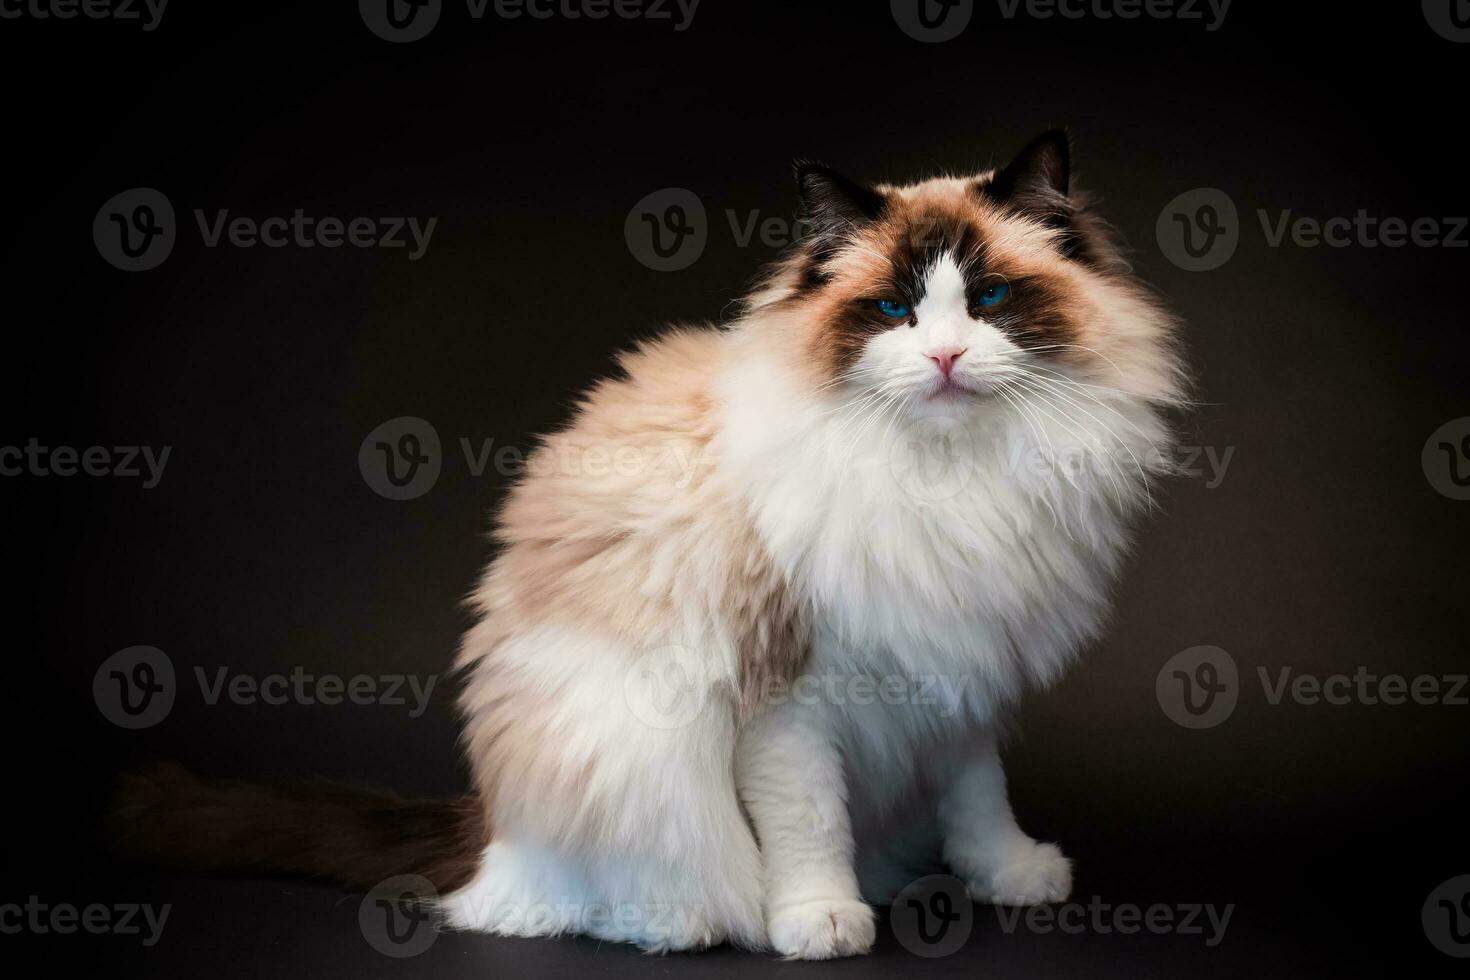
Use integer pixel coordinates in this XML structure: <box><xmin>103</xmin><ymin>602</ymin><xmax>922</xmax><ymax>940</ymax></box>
<box><xmin>500</xmin><ymin>324</ymin><xmax>729</xmax><ymax>533</ymax></box>
<box><xmin>463</xmin><ymin>325</ymin><xmax>801</xmax><ymax>704</ymax></box>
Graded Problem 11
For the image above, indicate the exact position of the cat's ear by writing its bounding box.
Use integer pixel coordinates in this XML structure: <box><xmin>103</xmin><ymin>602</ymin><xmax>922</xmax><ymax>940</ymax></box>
<box><xmin>794</xmin><ymin>162</ymin><xmax>887</xmax><ymax>242</ymax></box>
<box><xmin>978</xmin><ymin>129</ymin><xmax>1073</xmax><ymax>224</ymax></box>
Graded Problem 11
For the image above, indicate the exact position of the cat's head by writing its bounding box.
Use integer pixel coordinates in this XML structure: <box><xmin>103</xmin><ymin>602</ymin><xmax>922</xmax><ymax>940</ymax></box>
<box><xmin>749</xmin><ymin>131</ymin><xmax>1184</xmax><ymax>417</ymax></box>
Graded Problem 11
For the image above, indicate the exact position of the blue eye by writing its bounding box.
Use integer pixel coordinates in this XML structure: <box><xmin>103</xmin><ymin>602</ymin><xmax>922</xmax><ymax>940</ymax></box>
<box><xmin>977</xmin><ymin>283</ymin><xmax>1010</xmax><ymax>308</ymax></box>
<box><xmin>875</xmin><ymin>299</ymin><xmax>911</xmax><ymax>319</ymax></box>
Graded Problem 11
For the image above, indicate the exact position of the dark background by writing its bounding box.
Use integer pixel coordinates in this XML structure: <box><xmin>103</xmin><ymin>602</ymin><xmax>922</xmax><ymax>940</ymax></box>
<box><xmin>4</xmin><ymin>1</ymin><xmax>1467</xmax><ymax>976</ymax></box>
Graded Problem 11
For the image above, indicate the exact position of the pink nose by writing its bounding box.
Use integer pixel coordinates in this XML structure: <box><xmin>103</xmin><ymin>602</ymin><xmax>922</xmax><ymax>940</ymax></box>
<box><xmin>925</xmin><ymin>346</ymin><xmax>967</xmax><ymax>378</ymax></box>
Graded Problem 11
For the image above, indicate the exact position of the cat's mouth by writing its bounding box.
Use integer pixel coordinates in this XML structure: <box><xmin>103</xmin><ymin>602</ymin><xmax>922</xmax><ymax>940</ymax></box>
<box><xmin>927</xmin><ymin>375</ymin><xmax>985</xmax><ymax>401</ymax></box>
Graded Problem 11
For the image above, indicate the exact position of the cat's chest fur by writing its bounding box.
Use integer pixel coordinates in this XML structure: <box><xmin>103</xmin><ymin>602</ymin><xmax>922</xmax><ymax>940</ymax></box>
<box><xmin>721</xmin><ymin>376</ymin><xmax>1135</xmax><ymax>720</ymax></box>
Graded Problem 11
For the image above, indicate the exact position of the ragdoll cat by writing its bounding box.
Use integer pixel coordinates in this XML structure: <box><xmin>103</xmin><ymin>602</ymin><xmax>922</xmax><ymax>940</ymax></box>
<box><xmin>119</xmin><ymin>131</ymin><xmax>1185</xmax><ymax>959</ymax></box>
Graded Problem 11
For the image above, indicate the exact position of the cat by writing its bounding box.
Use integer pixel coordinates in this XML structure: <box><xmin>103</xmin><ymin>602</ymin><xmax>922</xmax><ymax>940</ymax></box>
<box><xmin>117</xmin><ymin>131</ymin><xmax>1186</xmax><ymax>960</ymax></box>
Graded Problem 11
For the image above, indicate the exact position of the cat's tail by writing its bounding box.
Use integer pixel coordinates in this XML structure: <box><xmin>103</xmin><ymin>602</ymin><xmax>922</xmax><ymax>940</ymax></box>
<box><xmin>111</xmin><ymin>762</ymin><xmax>487</xmax><ymax>895</ymax></box>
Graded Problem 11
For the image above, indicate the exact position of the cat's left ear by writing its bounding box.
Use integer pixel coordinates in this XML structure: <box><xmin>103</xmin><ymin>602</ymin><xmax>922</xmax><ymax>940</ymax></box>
<box><xmin>977</xmin><ymin>129</ymin><xmax>1073</xmax><ymax>225</ymax></box>
<box><xmin>794</xmin><ymin>162</ymin><xmax>888</xmax><ymax>243</ymax></box>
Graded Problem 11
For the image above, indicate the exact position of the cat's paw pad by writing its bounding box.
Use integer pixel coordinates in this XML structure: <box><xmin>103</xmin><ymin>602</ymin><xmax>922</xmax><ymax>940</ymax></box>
<box><xmin>967</xmin><ymin>842</ymin><xmax>1072</xmax><ymax>906</ymax></box>
<box><xmin>767</xmin><ymin>899</ymin><xmax>876</xmax><ymax>959</ymax></box>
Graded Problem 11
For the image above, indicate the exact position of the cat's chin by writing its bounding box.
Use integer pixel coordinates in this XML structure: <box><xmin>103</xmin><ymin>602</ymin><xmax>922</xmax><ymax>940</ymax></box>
<box><xmin>928</xmin><ymin>380</ymin><xmax>981</xmax><ymax>402</ymax></box>
<box><xmin>896</xmin><ymin>389</ymin><xmax>993</xmax><ymax>429</ymax></box>
<box><xmin>919</xmin><ymin>376</ymin><xmax>997</xmax><ymax>409</ymax></box>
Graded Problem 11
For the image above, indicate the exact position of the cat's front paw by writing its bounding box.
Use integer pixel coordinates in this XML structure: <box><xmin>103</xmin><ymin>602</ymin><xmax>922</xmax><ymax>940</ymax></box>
<box><xmin>965</xmin><ymin>841</ymin><xmax>1072</xmax><ymax>906</ymax></box>
<box><xmin>767</xmin><ymin>898</ymin><xmax>876</xmax><ymax>959</ymax></box>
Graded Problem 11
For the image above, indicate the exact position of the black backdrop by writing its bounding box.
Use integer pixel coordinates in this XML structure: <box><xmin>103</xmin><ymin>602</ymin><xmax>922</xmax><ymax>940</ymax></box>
<box><xmin>4</xmin><ymin>2</ymin><xmax>1468</xmax><ymax>977</ymax></box>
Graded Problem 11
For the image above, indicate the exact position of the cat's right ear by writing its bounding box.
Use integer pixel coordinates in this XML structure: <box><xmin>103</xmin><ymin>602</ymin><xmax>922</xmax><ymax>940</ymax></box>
<box><xmin>794</xmin><ymin>162</ymin><xmax>887</xmax><ymax>244</ymax></box>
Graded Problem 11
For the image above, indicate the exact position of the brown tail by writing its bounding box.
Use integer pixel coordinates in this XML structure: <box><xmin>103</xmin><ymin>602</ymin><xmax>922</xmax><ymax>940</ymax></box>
<box><xmin>112</xmin><ymin>762</ymin><xmax>487</xmax><ymax>895</ymax></box>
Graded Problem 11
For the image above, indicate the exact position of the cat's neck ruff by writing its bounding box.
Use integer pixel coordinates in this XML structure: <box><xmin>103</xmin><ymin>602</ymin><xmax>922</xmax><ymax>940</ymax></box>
<box><xmin>715</xmin><ymin>325</ymin><xmax>1165</xmax><ymax>701</ymax></box>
